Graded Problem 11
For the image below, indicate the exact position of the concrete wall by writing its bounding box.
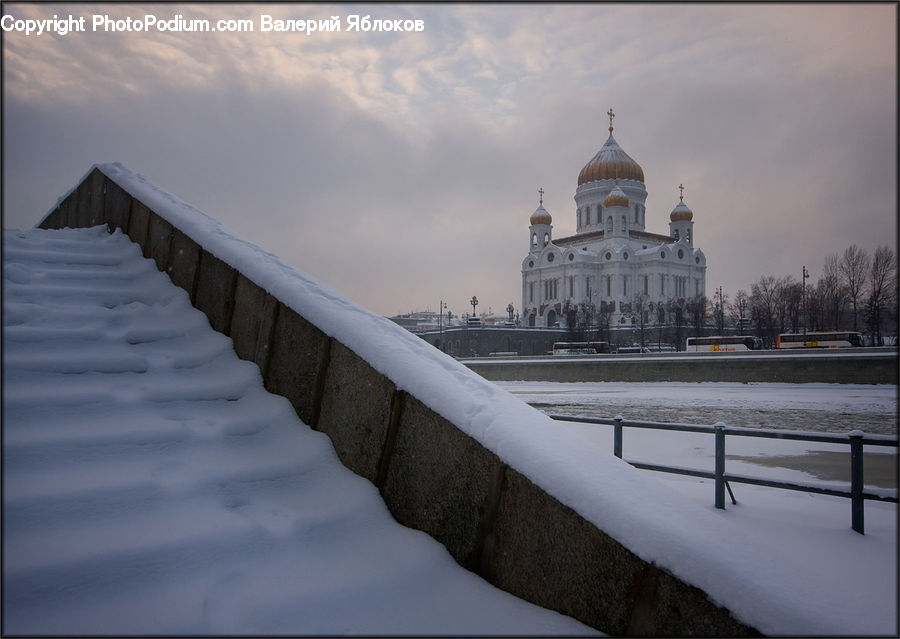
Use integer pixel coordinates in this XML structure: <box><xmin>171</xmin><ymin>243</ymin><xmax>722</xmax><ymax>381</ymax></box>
<box><xmin>419</xmin><ymin>325</ymin><xmax>569</xmax><ymax>357</ymax></box>
<box><xmin>462</xmin><ymin>352</ymin><xmax>898</xmax><ymax>384</ymax></box>
<box><xmin>38</xmin><ymin>167</ymin><xmax>760</xmax><ymax>636</ymax></box>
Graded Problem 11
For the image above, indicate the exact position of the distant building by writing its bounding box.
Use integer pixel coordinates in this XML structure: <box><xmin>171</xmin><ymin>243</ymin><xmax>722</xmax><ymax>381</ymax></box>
<box><xmin>522</xmin><ymin>109</ymin><xmax>707</xmax><ymax>331</ymax></box>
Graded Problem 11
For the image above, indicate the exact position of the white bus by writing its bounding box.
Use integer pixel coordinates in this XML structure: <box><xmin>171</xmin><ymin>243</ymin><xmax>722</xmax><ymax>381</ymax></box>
<box><xmin>552</xmin><ymin>341</ymin><xmax>611</xmax><ymax>355</ymax></box>
<box><xmin>776</xmin><ymin>331</ymin><xmax>862</xmax><ymax>349</ymax></box>
<box><xmin>686</xmin><ymin>336</ymin><xmax>763</xmax><ymax>352</ymax></box>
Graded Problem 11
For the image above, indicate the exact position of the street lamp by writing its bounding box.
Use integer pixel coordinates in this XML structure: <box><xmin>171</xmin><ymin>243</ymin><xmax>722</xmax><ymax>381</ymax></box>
<box><xmin>716</xmin><ymin>286</ymin><xmax>724</xmax><ymax>335</ymax></box>
<box><xmin>438</xmin><ymin>300</ymin><xmax>447</xmax><ymax>350</ymax></box>
<box><xmin>470</xmin><ymin>295</ymin><xmax>478</xmax><ymax>317</ymax></box>
<box><xmin>506</xmin><ymin>303</ymin><xmax>514</xmax><ymax>324</ymax></box>
<box><xmin>802</xmin><ymin>265</ymin><xmax>809</xmax><ymax>337</ymax></box>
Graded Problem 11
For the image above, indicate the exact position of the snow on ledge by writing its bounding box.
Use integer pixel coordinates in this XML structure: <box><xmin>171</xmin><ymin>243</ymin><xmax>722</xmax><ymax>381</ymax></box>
<box><xmin>86</xmin><ymin>162</ymin><xmax>850</xmax><ymax>635</ymax></box>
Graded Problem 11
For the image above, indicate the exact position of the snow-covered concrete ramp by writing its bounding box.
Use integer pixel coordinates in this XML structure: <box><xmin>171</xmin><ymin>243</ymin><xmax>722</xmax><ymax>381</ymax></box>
<box><xmin>2</xmin><ymin>226</ymin><xmax>593</xmax><ymax>635</ymax></box>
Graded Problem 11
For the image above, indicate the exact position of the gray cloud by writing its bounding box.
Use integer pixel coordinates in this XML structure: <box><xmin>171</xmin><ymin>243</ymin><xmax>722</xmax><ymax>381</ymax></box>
<box><xmin>3</xmin><ymin>3</ymin><xmax>895</xmax><ymax>316</ymax></box>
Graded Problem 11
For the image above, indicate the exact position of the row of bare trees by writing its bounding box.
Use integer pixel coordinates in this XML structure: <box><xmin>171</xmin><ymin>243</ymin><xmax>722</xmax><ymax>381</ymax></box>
<box><xmin>733</xmin><ymin>244</ymin><xmax>897</xmax><ymax>346</ymax></box>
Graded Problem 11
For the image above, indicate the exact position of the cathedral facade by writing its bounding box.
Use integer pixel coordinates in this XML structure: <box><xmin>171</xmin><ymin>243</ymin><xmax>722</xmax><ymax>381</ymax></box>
<box><xmin>522</xmin><ymin>110</ymin><xmax>706</xmax><ymax>333</ymax></box>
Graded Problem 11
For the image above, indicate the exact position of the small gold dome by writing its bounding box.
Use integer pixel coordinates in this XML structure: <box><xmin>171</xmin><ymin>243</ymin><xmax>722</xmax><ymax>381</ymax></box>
<box><xmin>670</xmin><ymin>201</ymin><xmax>693</xmax><ymax>222</ymax></box>
<box><xmin>670</xmin><ymin>183</ymin><xmax>693</xmax><ymax>221</ymax></box>
<box><xmin>578</xmin><ymin>132</ymin><xmax>645</xmax><ymax>186</ymax></box>
<box><xmin>604</xmin><ymin>183</ymin><xmax>629</xmax><ymax>208</ymax></box>
<box><xmin>530</xmin><ymin>204</ymin><xmax>552</xmax><ymax>225</ymax></box>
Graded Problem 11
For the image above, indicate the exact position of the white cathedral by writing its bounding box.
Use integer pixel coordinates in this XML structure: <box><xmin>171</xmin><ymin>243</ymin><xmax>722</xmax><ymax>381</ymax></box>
<box><xmin>522</xmin><ymin>109</ymin><xmax>706</xmax><ymax>330</ymax></box>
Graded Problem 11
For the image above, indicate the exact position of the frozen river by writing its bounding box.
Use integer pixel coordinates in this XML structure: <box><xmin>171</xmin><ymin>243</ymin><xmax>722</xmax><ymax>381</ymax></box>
<box><xmin>498</xmin><ymin>381</ymin><xmax>898</xmax><ymax>435</ymax></box>
<box><xmin>498</xmin><ymin>381</ymin><xmax>898</xmax><ymax>489</ymax></box>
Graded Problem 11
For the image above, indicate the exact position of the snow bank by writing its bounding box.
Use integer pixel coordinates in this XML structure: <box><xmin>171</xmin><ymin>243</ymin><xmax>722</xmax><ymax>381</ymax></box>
<box><xmin>78</xmin><ymin>163</ymin><xmax>893</xmax><ymax>634</ymax></box>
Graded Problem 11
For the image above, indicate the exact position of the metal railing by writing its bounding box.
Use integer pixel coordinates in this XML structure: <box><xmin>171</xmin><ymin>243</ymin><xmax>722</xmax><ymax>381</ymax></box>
<box><xmin>549</xmin><ymin>414</ymin><xmax>898</xmax><ymax>534</ymax></box>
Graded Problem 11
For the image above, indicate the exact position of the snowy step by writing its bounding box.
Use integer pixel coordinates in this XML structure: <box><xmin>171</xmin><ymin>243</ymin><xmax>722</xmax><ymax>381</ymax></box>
<box><xmin>3</xmin><ymin>225</ymin><xmax>593</xmax><ymax>635</ymax></box>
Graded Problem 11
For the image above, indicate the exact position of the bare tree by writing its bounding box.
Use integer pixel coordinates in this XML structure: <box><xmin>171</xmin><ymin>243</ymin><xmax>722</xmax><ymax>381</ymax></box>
<box><xmin>840</xmin><ymin>245</ymin><xmax>871</xmax><ymax>333</ymax></box>
<box><xmin>684</xmin><ymin>295</ymin><xmax>708</xmax><ymax>339</ymax></box>
<box><xmin>819</xmin><ymin>253</ymin><xmax>846</xmax><ymax>330</ymax></box>
<box><xmin>806</xmin><ymin>280</ymin><xmax>825</xmax><ymax>332</ymax></box>
<box><xmin>751</xmin><ymin>275</ymin><xmax>782</xmax><ymax>346</ymax></box>
<box><xmin>728</xmin><ymin>289</ymin><xmax>750</xmax><ymax>334</ymax></box>
<box><xmin>866</xmin><ymin>245</ymin><xmax>897</xmax><ymax>345</ymax></box>
<box><xmin>781</xmin><ymin>277</ymin><xmax>802</xmax><ymax>333</ymax></box>
<box><xmin>633</xmin><ymin>294</ymin><xmax>650</xmax><ymax>346</ymax></box>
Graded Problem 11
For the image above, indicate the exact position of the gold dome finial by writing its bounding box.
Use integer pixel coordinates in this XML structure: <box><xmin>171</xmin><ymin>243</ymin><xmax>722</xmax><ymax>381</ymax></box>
<box><xmin>670</xmin><ymin>183</ymin><xmax>694</xmax><ymax>222</ymax></box>
<box><xmin>577</xmin><ymin>109</ymin><xmax>645</xmax><ymax>185</ymax></box>
<box><xmin>530</xmin><ymin>188</ymin><xmax>552</xmax><ymax>225</ymax></box>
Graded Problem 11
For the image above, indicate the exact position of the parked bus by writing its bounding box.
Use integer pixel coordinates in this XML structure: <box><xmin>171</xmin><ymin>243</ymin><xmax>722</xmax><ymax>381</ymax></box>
<box><xmin>552</xmin><ymin>341</ymin><xmax>611</xmax><ymax>355</ymax></box>
<box><xmin>776</xmin><ymin>331</ymin><xmax>862</xmax><ymax>349</ymax></box>
<box><xmin>686</xmin><ymin>336</ymin><xmax>764</xmax><ymax>352</ymax></box>
<box><xmin>616</xmin><ymin>345</ymin><xmax>649</xmax><ymax>354</ymax></box>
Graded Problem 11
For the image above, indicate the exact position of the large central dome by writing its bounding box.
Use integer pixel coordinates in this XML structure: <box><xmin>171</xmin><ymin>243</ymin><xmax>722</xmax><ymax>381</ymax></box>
<box><xmin>577</xmin><ymin>132</ymin><xmax>645</xmax><ymax>186</ymax></box>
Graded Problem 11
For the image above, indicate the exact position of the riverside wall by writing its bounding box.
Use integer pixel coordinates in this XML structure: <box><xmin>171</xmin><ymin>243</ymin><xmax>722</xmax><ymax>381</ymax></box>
<box><xmin>37</xmin><ymin>167</ymin><xmax>760</xmax><ymax>637</ymax></box>
<box><xmin>460</xmin><ymin>351</ymin><xmax>898</xmax><ymax>384</ymax></box>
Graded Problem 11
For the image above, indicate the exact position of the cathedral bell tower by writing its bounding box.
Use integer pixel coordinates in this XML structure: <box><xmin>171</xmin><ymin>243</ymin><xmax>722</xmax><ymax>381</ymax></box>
<box><xmin>528</xmin><ymin>188</ymin><xmax>553</xmax><ymax>253</ymax></box>
<box><xmin>669</xmin><ymin>183</ymin><xmax>695</xmax><ymax>246</ymax></box>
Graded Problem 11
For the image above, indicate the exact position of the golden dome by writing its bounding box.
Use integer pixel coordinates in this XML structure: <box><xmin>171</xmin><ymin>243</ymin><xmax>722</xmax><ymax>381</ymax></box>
<box><xmin>530</xmin><ymin>204</ymin><xmax>552</xmax><ymax>225</ymax></box>
<box><xmin>670</xmin><ymin>202</ymin><xmax>693</xmax><ymax>222</ymax></box>
<box><xmin>603</xmin><ymin>182</ymin><xmax>629</xmax><ymax>208</ymax></box>
<box><xmin>577</xmin><ymin>132</ymin><xmax>645</xmax><ymax>186</ymax></box>
<box><xmin>670</xmin><ymin>183</ymin><xmax>694</xmax><ymax>221</ymax></box>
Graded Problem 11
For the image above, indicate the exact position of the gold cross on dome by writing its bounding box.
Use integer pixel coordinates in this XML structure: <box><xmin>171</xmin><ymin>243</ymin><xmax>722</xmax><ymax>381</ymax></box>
<box><xmin>538</xmin><ymin>187</ymin><xmax>544</xmax><ymax>205</ymax></box>
<box><xmin>678</xmin><ymin>183</ymin><xmax>685</xmax><ymax>202</ymax></box>
<box><xmin>607</xmin><ymin>108</ymin><xmax>615</xmax><ymax>132</ymax></box>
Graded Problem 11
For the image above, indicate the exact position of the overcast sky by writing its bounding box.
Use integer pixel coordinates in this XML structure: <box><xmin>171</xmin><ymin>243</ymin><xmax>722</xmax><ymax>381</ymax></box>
<box><xmin>3</xmin><ymin>3</ymin><xmax>896</xmax><ymax>317</ymax></box>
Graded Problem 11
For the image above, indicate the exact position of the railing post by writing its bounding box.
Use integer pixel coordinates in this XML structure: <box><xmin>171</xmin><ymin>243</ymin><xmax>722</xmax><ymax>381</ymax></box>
<box><xmin>849</xmin><ymin>430</ymin><xmax>865</xmax><ymax>534</ymax></box>
<box><xmin>613</xmin><ymin>415</ymin><xmax>623</xmax><ymax>459</ymax></box>
<box><xmin>715</xmin><ymin>422</ymin><xmax>726</xmax><ymax>509</ymax></box>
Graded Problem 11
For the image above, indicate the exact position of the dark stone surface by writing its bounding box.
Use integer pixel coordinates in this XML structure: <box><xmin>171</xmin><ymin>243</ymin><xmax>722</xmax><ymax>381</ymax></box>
<box><xmin>103</xmin><ymin>177</ymin><xmax>133</xmax><ymax>233</ymax></box>
<box><xmin>37</xmin><ymin>206</ymin><xmax>63</xmax><ymax>230</ymax></box>
<box><xmin>485</xmin><ymin>468</ymin><xmax>759</xmax><ymax>636</ymax></box>
<box><xmin>147</xmin><ymin>213</ymin><xmax>174</xmax><ymax>273</ymax></box>
<box><xmin>486</xmin><ymin>467</ymin><xmax>645</xmax><ymax>634</ymax></box>
<box><xmin>127</xmin><ymin>201</ymin><xmax>152</xmax><ymax>257</ymax></box>
<box><xmin>193</xmin><ymin>250</ymin><xmax>238</xmax><ymax>335</ymax></box>
<box><xmin>86</xmin><ymin>168</ymin><xmax>106</xmax><ymax>227</ymax></box>
<box><xmin>317</xmin><ymin>341</ymin><xmax>396</xmax><ymax>482</ymax></box>
<box><xmin>230</xmin><ymin>274</ymin><xmax>279</xmax><ymax>373</ymax></box>
<box><xmin>72</xmin><ymin>168</ymin><xmax>104</xmax><ymax>228</ymax></box>
<box><xmin>264</xmin><ymin>304</ymin><xmax>330</xmax><ymax>426</ymax></box>
<box><xmin>380</xmin><ymin>395</ymin><xmax>504</xmax><ymax>569</ymax></box>
<box><xmin>643</xmin><ymin>563</ymin><xmax>762</xmax><ymax>636</ymax></box>
<box><xmin>166</xmin><ymin>230</ymin><xmax>201</xmax><ymax>298</ymax></box>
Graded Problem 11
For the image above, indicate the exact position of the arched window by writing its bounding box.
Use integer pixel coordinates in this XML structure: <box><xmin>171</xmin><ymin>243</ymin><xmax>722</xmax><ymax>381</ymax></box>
<box><xmin>532</xmin><ymin>233</ymin><xmax>538</xmax><ymax>248</ymax></box>
<box><xmin>634</xmin><ymin>206</ymin><xmax>639</xmax><ymax>224</ymax></box>
<box><xmin>673</xmin><ymin>229</ymin><xmax>680</xmax><ymax>241</ymax></box>
<box><xmin>606</xmin><ymin>216</ymin><xmax>613</xmax><ymax>232</ymax></box>
<box><xmin>543</xmin><ymin>232</ymin><xmax>550</xmax><ymax>246</ymax></box>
